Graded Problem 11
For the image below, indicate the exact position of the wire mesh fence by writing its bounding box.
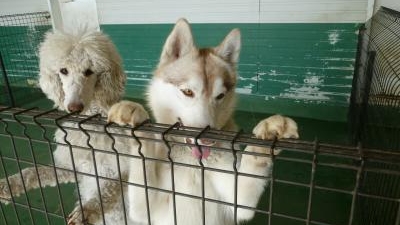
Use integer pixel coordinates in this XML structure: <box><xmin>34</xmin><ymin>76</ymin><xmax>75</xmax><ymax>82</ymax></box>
<box><xmin>0</xmin><ymin>12</ymin><xmax>51</xmax><ymax>106</ymax></box>
<box><xmin>349</xmin><ymin>7</ymin><xmax>400</xmax><ymax>225</ymax></box>
<box><xmin>0</xmin><ymin>106</ymin><xmax>399</xmax><ymax>225</ymax></box>
<box><xmin>350</xmin><ymin>6</ymin><xmax>400</xmax><ymax>150</ymax></box>
<box><xmin>0</xmin><ymin>6</ymin><xmax>398</xmax><ymax>225</ymax></box>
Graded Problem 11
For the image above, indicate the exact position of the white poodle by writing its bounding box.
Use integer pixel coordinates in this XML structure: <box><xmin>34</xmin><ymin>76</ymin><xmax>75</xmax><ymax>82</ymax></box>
<box><xmin>0</xmin><ymin>30</ymin><xmax>138</xmax><ymax>225</ymax></box>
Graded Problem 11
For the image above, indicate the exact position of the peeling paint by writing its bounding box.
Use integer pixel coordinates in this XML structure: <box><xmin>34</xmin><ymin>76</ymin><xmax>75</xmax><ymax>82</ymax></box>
<box><xmin>125</xmin><ymin>71</ymin><xmax>152</xmax><ymax>76</ymax></box>
<box><xmin>238</xmin><ymin>76</ymin><xmax>258</xmax><ymax>81</ymax></box>
<box><xmin>236</xmin><ymin>88</ymin><xmax>252</xmax><ymax>94</ymax></box>
<box><xmin>279</xmin><ymin>85</ymin><xmax>351</xmax><ymax>102</ymax></box>
<box><xmin>264</xmin><ymin>95</ymin><xmax>276</xmax><ymax>101</ymax></box>
<box><xmin>318</xmin><ymin>57</ymin><xmax>355</xmax><ymax>62</ymax></box>
<box><xmin>258</xmin><ymin>72</ymin><xmax>267</xmax><ymax>76</ymax></box>
<box><xmin>328</xmin><ymin>30</ymin><xmax>340</xmax><ymax>45</ymax></box>
<box><xmin>304</xmin><ymin>76</ymin><xmax>324</xmax><ymax>85</ymax></box>
<box><xmin>306</xmin><ymin>71</ymin><xmax>316</xmax><ymax>76</ymax></box>
<box><xmin>236</xmin><ymin>83</ymin><xmax>255</xmax><ymax>94</ymax></box>
<box><xmin>280</xmin><ymin>86</ymin><xmax>331</xmax><ymax>101</ymax></box>
<box><xmin>258</xmin><ymin>64</ymin><xmax>354</xmax><ymax>71</ymax></box>
<box><xmin>268</xmin><ymin>70</ymin><xmax>277</xmax><ymax>76</ymax></box>
<box><xmin>325</xmin><ymin>65</ymin><xmax>354</xmax><ymax>71</ymax></box>
<box><xmin>266</xmin><ymin>78</ymin><xmax>296</xmax><ymax>85</ymax></box>
<box><xmin>127</xmin><ymin>77</ymin><xmax>150</xmax><ymax>81</ymax></box>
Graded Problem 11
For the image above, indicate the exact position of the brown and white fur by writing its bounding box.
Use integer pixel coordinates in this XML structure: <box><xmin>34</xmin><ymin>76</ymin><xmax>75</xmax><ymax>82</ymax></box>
<box><xmin>0</xmin><ymin>31</ymin><xmax>137</xmax><ymax>225</ymax></box>
<box><xmin>108</xmin><ymin>19</ymin><xmax>299</xmax><ymax>225</ymax></box>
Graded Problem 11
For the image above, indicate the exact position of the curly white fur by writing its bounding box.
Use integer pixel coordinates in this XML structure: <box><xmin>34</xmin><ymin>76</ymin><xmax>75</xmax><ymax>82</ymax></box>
<box><xmin>0</xmin><ymin>31</ymin><xmax>134</xmax><ymax>225</ymax></box>
<box><xmin>38</xmin><ymin>31</ymin><xmax>125</xmax><ymax>114</ymax></box>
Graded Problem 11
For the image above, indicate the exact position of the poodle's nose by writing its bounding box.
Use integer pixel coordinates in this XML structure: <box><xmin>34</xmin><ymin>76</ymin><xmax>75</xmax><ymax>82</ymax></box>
<box><xmin>68</xmin><ymin>103</ymin><xmax>84</xmax><ymax>112</ymax></box>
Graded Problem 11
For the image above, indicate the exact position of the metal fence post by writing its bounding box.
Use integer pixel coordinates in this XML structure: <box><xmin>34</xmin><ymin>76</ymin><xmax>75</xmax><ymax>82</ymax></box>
<box><xmin>0</xmin><ymin>52</ymin><xmax>15</xmax><ymax>107</ymax></box>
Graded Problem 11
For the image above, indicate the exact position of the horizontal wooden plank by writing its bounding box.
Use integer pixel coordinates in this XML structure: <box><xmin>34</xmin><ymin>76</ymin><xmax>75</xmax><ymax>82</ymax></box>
<box><xmin>1</xmin><ymin>22</ymin><xmax>359</xmax><ymax>121</ymax></box>
<box><xmin>102</xmin><ymin>23</ymin><xmax>358</xmax><ymax>107</ymax></box>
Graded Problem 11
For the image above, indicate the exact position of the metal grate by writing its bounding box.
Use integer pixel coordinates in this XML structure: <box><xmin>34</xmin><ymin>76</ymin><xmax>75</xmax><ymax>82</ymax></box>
<box><xmin>0</xmin><ymin>12</ymin><xmax>51</xmax><ymax>106</ymax></box>
<box><xmin>349</xmin><ymin>6</ymin><xmax>400</xmax><ymax>225</ymax></box>
<box><xmin>350</xmin><ymin>7</ymin><xmax>400</xmax><ymax>150</ymax></box>
<box><xmin>0</xmin><ymin>106</ymin><xmax>399</xmax><ymax>225</ymax></box>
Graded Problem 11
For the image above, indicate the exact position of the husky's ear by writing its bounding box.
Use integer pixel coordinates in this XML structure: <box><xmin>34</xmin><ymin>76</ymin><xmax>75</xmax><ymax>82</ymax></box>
<box><xmin>159</xmin><ymin>18</ymin><xmax>194</xmax><ymax>65</ymax></box>
<box><xmin>215</xmin><ymin>29</ymin><xmax>241</xmax><ymax>64</ymax></box>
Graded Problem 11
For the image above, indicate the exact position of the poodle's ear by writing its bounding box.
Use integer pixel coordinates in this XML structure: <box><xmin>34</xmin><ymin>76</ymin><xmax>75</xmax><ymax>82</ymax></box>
<box><xmin>92</xmin><ymin>33</ymin><xmax>126</xmax><ymax>110</ymax></box>
<box><xmin>94</xmin><ymin>62</ymin><xmax>126</xmax><ymax>110</ymax></box>
<box><xmin>38</xmin><ymin>31</ymin><xmax>66</xmax><ymax>110</ymax></box>
<box><xmin>38</xmin><ymin>67</ymin><xmax>65</xmax><ymax>110</ymax></box>
<box><xmin>158</xmin><ymin>18</ymin><xmax>195</xmax><ymax>66</ymax></box>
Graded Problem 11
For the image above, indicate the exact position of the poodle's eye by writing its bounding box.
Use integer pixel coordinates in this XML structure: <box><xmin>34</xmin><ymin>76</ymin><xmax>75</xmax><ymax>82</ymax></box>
<box><xmin>60</xmin><ymin>68</ymin><xmax>68</xmax><ymax>75</ymax></box>
<box><xmin>181</xmin><ymin>89</ymin><xmax>194</xmax><ymax>98</ymax></box>
<box><xmin>84</xmin><ymin>69</ymin><xmax>94</xmax><ymax>77</ymax></box>
<box><xmin>216</xmin><ymin>93</ymin><xmax>225</xmax><ymax>100</ymax></box>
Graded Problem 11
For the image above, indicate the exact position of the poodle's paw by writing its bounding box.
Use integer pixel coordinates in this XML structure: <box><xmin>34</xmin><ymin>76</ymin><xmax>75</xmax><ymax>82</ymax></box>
<box><xmin>0</xmin><ymin>179</ymin><xmax>12</xmax><ymax>204</ymax></box>
<box><xmin>253</xmin><ymin>115</ymin><xmax>299</xmax><ymax>140</ymax></box>
<box><xmin>67</xmin><ymin>209</ymin><xmax>85</xmax><ymax>225</ymax></box>
<box><xmin>107</xmin><ymin>100</ymin><xmax>150</xmax><ymax>127</ymax></box>
<box><xmin>67</xmin><ymin>206</ymin><xmax>94</xmax><ymax>225</ymax></box>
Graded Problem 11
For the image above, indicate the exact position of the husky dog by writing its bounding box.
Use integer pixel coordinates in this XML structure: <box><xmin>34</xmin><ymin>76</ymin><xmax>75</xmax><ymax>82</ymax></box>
<box><xmin>108</xmin><ymin>18</ymin><xmax>299</xmax><ymax>225</ymax></box>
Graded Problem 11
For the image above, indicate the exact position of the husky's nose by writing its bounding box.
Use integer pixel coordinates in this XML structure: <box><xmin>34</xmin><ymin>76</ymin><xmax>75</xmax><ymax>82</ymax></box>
<box><xmin>67</xmin><ymin>102</ymin><xmax>84</xmax><ymax>112</ymax></box>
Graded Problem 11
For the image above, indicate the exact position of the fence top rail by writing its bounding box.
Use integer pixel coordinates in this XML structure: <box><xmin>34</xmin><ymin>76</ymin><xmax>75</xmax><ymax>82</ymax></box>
<box><xmin>1</xmin><ymin>106</ymin><xmax>400</xmax><ymax>166</ymax></box>
<box><xmin>0</xmin><ymin>11</ymin><xmax>50</xmax><ymax>20</ymax></box>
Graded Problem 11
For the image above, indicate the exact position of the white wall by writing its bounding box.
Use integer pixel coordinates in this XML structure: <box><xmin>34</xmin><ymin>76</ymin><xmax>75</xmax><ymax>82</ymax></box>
<box><xmin>0</xmin><ymin>0</ymin><xmax>47</xmax><ymax>16</ymax></box>
<box><xmin>0</xmin><ymin>0</ymin><xmax>373</xmax><ymax>24</ymax></box>
<box><xmin>47</xmin><ymin>0</ymin><xmax>100</xmax><ymax>33</ymax></box>
<box><xmin>96</xmin><ymin>0</ymin><xmax>369</xmax><ymax>24</ymax></box>
<box><xmin>374</xmin><ymin>0</ymin><xmax>400</xmax><ymax>12</ymax></box>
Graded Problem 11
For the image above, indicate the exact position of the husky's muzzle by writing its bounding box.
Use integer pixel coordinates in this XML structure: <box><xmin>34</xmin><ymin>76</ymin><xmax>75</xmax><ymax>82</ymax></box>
<box><xmin>185</xmin><ymin>138</ymin><xmax>216</xmax><ymax>159</ymax></box>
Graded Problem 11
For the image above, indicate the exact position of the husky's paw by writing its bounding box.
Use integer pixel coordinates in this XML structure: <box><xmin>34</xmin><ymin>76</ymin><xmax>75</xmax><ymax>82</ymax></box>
<box><xmin>253</xmin><ymin>115</ymin><xmax>299</xmax><ymax>140</ymax></box>
<box><xmin>244</xmin><ymin>115</ymin><xmax>298</xmax><ymax>167</ymax></box>
<box><xmin>107</xmin><ymin>100</ymin><xmax>150</xmax><ymax>127</ymax></box>
<box><xmin>0</xmin><ymin>179</ymin><xmax>12</xmax><ymax>204</ymax></box>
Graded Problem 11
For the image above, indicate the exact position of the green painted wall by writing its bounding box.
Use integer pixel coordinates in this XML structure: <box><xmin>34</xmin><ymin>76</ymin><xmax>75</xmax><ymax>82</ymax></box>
<box><xmin>102</xmin><ymin>23</ymin><xmax>360</xmax><ymax>121</ymax></box>
<box><xmin>0</xmin><ymin>25</ymin><xmax>51</xmax><ymax>105</ymax></box>
<box><xmin>1</xmin><ymin>23</ymin><xmax>360</xmax><ymax>121</ymax></box>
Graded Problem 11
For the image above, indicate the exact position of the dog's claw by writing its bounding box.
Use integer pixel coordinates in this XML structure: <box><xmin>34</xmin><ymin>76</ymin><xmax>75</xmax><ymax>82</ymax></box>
<box><xmin>108</xmin><ymin>100</ymin><xmax>150</xmax><ymax>127</ymax></box>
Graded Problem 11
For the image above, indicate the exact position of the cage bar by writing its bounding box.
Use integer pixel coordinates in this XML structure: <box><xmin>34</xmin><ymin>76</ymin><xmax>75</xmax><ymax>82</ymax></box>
<box><xmin>0</xmin><ymin>106</ymin><xmax>399</xmax><ymax>224</ymax></box>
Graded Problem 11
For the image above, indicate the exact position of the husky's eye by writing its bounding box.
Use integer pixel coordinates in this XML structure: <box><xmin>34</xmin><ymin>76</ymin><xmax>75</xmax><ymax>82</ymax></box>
<box><xmin>84</xmin><ymin>69</ymin><xmax>94</xmax><ymax>77</ymax></box>
<box><xmin>216</xmin><ymin>93</ymin><xmax>225</xmax><ymax>100</ymax></box>
<box><xmin>181</xmin><ymin>89</ymin><xmax>194</xmax><ymax>97</ymax></box>
<box><xmin>60</xmin><ymin>68</ymin><xmax>68</xmax><ymax>75</ymax></box>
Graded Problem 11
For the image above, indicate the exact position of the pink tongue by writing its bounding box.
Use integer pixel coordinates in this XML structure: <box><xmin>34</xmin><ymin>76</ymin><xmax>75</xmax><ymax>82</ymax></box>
<box><xmin>191</xmin><ymin>146</ymin><xmax>210</xmax><ymax>159</ymax></box>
